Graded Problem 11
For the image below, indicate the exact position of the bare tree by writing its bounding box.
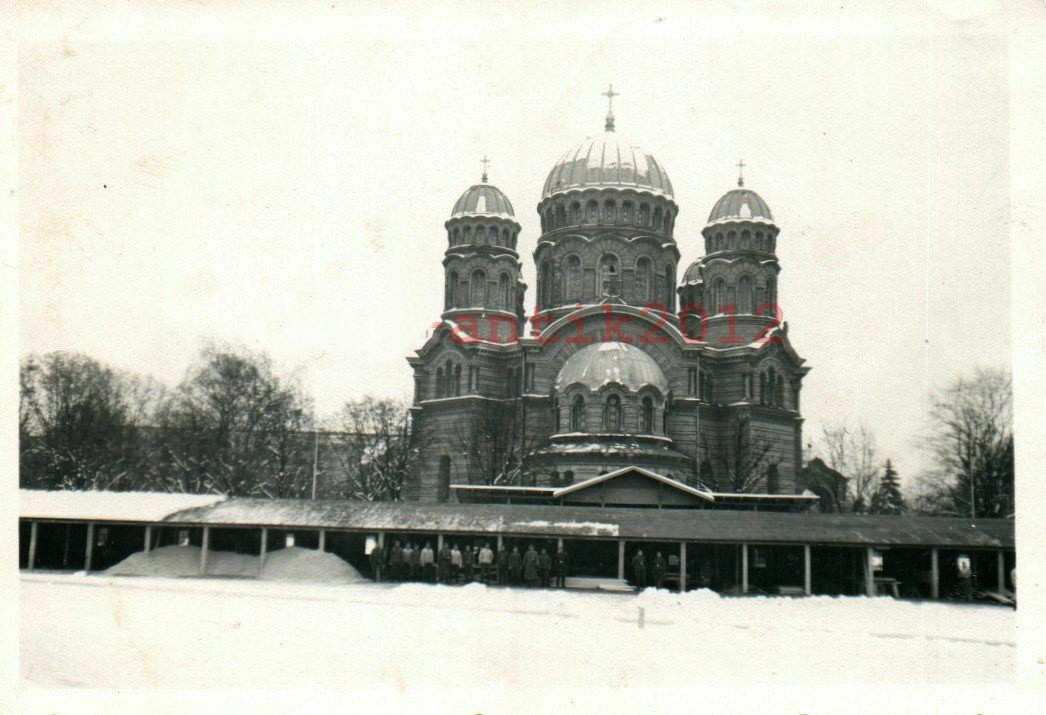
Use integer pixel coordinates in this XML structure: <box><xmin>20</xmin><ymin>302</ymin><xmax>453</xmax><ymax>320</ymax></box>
<box><xmin>916</xmin><ymin>367</ymin><xmax>1013</xmax><ymax>518</ymax></box>
<box><xmin>701</xmin><ymin>419</ymin><xmax>778</xmax><ymax>493</ymax></box>
<box><xmin>817</xmin><ymin>420</ymin><xmax>880</xmax><ymax>512</ymax></box>
<box><xmin>327</xmin><ymin>397</ymin><xmax>419</xmax><ymax>501</ymax></box>
<box><xmin>457</xmin><ymin>399</ymin><xmax>543</xmax><ymax>485</ymax></box>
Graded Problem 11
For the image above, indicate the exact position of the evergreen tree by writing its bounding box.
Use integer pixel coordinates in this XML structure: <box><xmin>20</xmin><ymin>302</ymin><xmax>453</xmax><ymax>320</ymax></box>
<box><xmin>871</xmin><ymin>459</ymin><xmax>905</xmax><ymax>514</ymax></box>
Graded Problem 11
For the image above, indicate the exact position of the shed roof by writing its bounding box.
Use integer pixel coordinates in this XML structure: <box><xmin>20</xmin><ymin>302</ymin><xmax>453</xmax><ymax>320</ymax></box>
<box><xmin>20</xmin><ymin>489</ymin><xmax>227</xmax><ymax>523</ymax></box>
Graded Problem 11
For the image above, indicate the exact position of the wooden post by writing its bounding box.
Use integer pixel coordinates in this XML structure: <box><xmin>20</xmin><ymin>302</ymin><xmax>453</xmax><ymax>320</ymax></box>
<box><xmin>62</xmin><ymin>523</ymin><xmax>71</xmax><ymax>568</ymax></box>
<box><xmin>259</xmin><ymin>528</ymin><xmax>269</xmax><ymax>567</ymax></box>
<box><xmin>144</xmin><ymin>525</ymin><xmax>153</xmax><ymax>556</ymax></box>
<box><xmin>200</xmin><ymin>526</ymin><xmax>210</xmax><ymax>576</ymax></box>
<box><xmin>803</xmin><ymin>544</ymin><xmax>812</xmax><ymax>596</ymax></box>
<box><xmin>497</xmin><ymin>535</ymin><xmax>504</xmax><ymax>550</ymax></box>
<box><xmin>997</xmin><ymin>551</ymin><xmax>1005</xmax><ymax>593</ymax></box>
<box><xmin>377</xmin><ymin>531</ymin><xmax>385</xmax><ymax>549</ymax></box>
<box><xmin>617</xmin><ymin>540</ymin><xmax>626</xmax><ymax>580</ymax></box>
<box><xmin>557</xmin><ymin>537</ymin><xmax>564</xmax><ymax>550</ymax></box>
<box><xmin>26</xmin><ymin>518</ymin><xmax>38</xmax><ymax>568</ymax></box>
<box><xmin>930</xmin><ymin>548</ymin><xmax>939</xmax><ymax>599</ymax></box>
<box><xmin>318</xmin><ymin>530</ymin><xmax>326</xmax><ymax>552</ymax></box>
<box><xmin>437</xmin><ymin>534</ymin><xmax>445</xmax><ymax>551</ymax></box>
<box><xmin>741</xmin><ymin>544</ymin><xmax>749</xmax><ymax>594</ymax></box>
<box><xmin>865</xmin><ymin>547</ymin><xmax>875</xmax><ymax>597</ymax></box>
<box><xmin>679</xmin><ymin>542</ymin><xmax>687</xmax><ymax>593</ymax></box>
<box><xmin>84</xmin><ymin>523</ymin><xmax>95</xmax><ymax>572</ymax></box>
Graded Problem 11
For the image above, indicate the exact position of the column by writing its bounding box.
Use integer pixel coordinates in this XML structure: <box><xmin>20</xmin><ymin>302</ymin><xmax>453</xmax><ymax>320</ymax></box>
<box><xmin>318</xmin><ymin>530</ymin><xmax>326</xmax><ymax>552</ymax></box>
<box><xmin>437</xmin><ymin>534</ymin><xmax>445</xmax><ymax>551</ymax></box>
<box><xmin>200</xmin><ymin>526</ymin><xmax>210</xmax><ymax>576</ymax></box>
<box><xmin>803</xmin><ymin>544</ymin><xmax>812</xmax><ymax>596</ymax></box>
<box><xmin>997</xmin><ymin>551</ymin><xmax>1005</xmax><ymax>593</ymax></box>
<box><xmin>617</xmin><ymin>540</ymin><xmax>626</xmax><ymax>580</ymax></box>
<box><xmin>377</xmin><ymin>531</ymin><xmax>385</xmax><ymax>549</ymax></box>
<box><xmin>27</xmin><ymin>521</ymin><xmax>38</xmax><ymax>571</ymax></box>
<box><xmin>930</xmin><ymin>548</ymin><xmax>939</xmax><ymax>599</ymax></box>
<box><xmin>679</xmin><ymin>542</ymin><xmax>687</xmax><ymax>593</ymax></box>
<box><xmin>557</xmin><ymin>537</ymin><xmax>564</xmax><ymax>550</ymax></box>
<box><xmin>741</xmin><ymin>544</ymin><xmax>749</xmax><ymax>594</ymax></box>
<box><xmin>259</xmin><ymin>528</ymin><xmax>269</xmax><ymax>567</ymax></box>
<box><xmin>84</xmin><ymin>523</ymin><xmax>95</xmax><ymax>572</ymax></box>
<box><xmin>497</xmin><ymin>535</ymin><xmax>504</xmax><ymax>550</ymax></box>
<box><xmin>865</xmin><ymin>547</ymin><xmax>875</xmax><ymax>597</ymax></box>
<box><xmin>144</xmin><ymin>525</ymin><xmax>153</xmax><ymax>555</ymax></box>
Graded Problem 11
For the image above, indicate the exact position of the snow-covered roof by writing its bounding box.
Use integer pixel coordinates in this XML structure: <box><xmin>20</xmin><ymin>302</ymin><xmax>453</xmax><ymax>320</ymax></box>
<box><xmin>20</xmin><ymin>489</ymin><xmax>227</xmax><ymax>523</ymax></box>
<box><xmin>553</xmin><ymin>466</ymin><xmax>715</xmax><ymax>502</ymax></box>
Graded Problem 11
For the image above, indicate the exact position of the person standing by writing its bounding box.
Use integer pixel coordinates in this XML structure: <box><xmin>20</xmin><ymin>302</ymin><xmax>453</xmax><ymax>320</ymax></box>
<box><xmin>496</xmin><ymin>543</ymin><xmax>508</xmax><ymax>585</ymax></box>
<box><xmin>509</xmin><ymin>546</ymin><xmax>523</xmax><ymax>584</ymax></box>
<box><xmin>539</xmin><ymin>547</ymin><xmax>552</xmax><ymax>588</ymax></box>
<box><xmin>420</xmin><ymin>542</ymin><xmax>435</xmax><ymax>582</ymax></box>
<box><xmin>479</xmin><ymin>543</ymin><xmax>494</xmax><ymax>582</ymax></box>
<box><xmin>631</xmin><ymin>549</ymin><xmax>647</xmax><ymax>590</ymax></box>
<box><xmin>523</xmin><ymin>544</ymin><xmax>539</xmax><ymax>587</ymax></box>
<box><xmin>652</xmin><ymin>551</ymin><xmax>666</xmax><ymax>590</ymax></box>
<box><xmin>408</xmin><ymin>543</ymin><xmax>421</xmax><ymax>581</ymax></box>
<box><xmin>462</xmin><ymin>543</ymin><xmax>474</xmax><ymax>582</ymax></box>
<box><xmin>437</xmin><ymin>540</ymin><xmax>451</xmax><ymax>584</ymax></box>
<box><xmin>554</xmin><ymin>545</ymin><xmax>568</xmax><ymax>588</ymax></box>
<box><xmin>369</xmin><ymin>540</ymin><xmax>384</xmax><ymax>582</ymax></box>
<box><xmin>389</xmin><ymin>540</ymin><xmax>403</xmax><ymax>582</ymax></box>
<box><xmin>450</xmin><ymin>543</ymin><xmax>463</xmax><ymax>583</ymax></box>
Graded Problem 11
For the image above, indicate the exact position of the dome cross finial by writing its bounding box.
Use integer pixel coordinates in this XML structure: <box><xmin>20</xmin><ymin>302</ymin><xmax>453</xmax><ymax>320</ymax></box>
<box><xmin>737</xmin><ymin>158</ymin><xmax>746</xmax><ymax>187</ymax></box>
<box><xmin>602</xmin><ymin>84</ymin><xmax>619</xmax><ymax>132</ymax></box>
<box><xmin>480</xmin><ymin>155</ymin><xmax>491</xmax><ymax>183</ymax></box>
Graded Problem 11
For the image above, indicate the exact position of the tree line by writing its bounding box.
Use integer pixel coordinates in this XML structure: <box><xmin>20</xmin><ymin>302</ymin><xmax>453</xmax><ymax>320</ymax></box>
<box><xmin>19</xmin><ymin>347</ymin><xmax>1014</xmax><ymax>518</ymax></box>
<box><xmin>19</xmin><ymin>346</ymin><xmax>419</xmax><ymax>500</ymax></box>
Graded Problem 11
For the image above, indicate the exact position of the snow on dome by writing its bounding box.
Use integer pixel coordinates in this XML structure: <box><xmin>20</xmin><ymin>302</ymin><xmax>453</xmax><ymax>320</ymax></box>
<box><xmin>555</xmin><ymin>341</ymin><xmax>668</xmax><ymax>394</ymax></box>
<box><xmin>451</xmin><ymin>183</ymin><xmax>515</xmax><ymax>219</ymax></box>
<box><xmin>542</xmin><ymin>131</ymin><xmax>674</xmax><ymax>200</ymax></box>
<box><xmin>682</xmin><ymin>260</ymin><xmax>703</xmax><ymax>285</ymax></box>
<box><xmin>707</xmin><ymin>188</ymin><xmax>774</xmax><ymax>224</ymax></box>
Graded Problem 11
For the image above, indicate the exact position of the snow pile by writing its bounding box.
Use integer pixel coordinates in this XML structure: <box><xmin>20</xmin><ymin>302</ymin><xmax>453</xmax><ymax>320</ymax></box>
<box><xmin>105</xmin><ymin>545</ymin><xmax>258</xmax><ymax>578</ymax></box>
<box><xmin>258</xmin><ymin>547</ymin><xmax>365</xmax><ymax>584</ymax></box>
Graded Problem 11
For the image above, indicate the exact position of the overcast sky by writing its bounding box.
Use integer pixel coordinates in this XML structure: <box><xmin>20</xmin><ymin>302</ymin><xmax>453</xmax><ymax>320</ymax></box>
<box><xmin>18</xmin><ymin>7</ymin><xmax>1011</xmax><ymax>481</ymax></box>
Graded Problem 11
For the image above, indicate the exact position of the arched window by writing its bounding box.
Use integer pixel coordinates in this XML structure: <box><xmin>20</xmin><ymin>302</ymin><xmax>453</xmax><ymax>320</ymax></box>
<box><xmin>502</xmin><ymin>228</ymin><xmax>510</xmax><ymax>246</ymax></box>
<box><xmin>566</xmin><ymin>255</ymin><xmax>582</xmax><ymax>301</ymax></box>
<box><xmin>665</xmin><ymin>212</ymin><xmax>674</xmax><ymax>234</ymax></box>
<box><xmin>765</xmin><ymin>277</ymin><xmax>776</xmax><ymax>306</ymax></box>
<box><xmin>586</xmin><ymin>200</ymin><xmax>599</xmax><ymax>223</ymax></box>
<box><xmin>453</xmin><ymin>364</ymin><xmax>462</xmax><ymax>396</ymax></box>
<box><xmin>498</xmin><ymin>272</ymin><xmax>510</xmax><ymax>308</ymax></box>
<box><xmin>435</xmin><ymin>367</ymin><xmax>445</xmax><ymax>398</ymax></box>
<box><xmin>759</xmin><ymin>372</ymin><xmax>767</xmax><ymax>405</ymax></box>
<box><xmin>571</xmin><ymin>395</ymin><xmax>585</xmax><ymax>431</ymax></box>
<box><xmin>437</xmin><ymin>456</ymin><xmax>451</xmax><ymax>502</ymax></box>
<box><xmin>622</xmin><ymin>202</ymin><xmax>633</xmax><ymax>223</ymax></box>
<box><xmin>738</xmin><ymin>275</ymin><xmax>753</xmax><ymax>314</ymax></box>
<box><xmin>452</xmin><ymin>228</ymin><xmax>460</xmax><ymax>245</ymax></box>
<box><xmin>653</xmin><ymin>206</ymin><xmax>663</xmax><ymax>231</ymax></box>
<box><xmin>711</xmin><ymin>277</ymin><xmax>726</xmax><ymax>314</ymax></box>
<box><xmin>600</xmin><ymin>254</ymin><xmax>619</xmax><ymax>296</ymax></box>
<box><xmin>604</xmin><ymin>200</ymin><xmax>616</xmax><ymax>223</ymax></box>
<box><xmin>539</xmin><ymin>261</ymin><xmax>554</xmax><ymax>307</ymax></box>
<box><xmin>470</xmin><ymin>269</ymin><xmax>486</xmax><ymax>306</ymax></box>
<box><xmin>635</xmin><ymin>257</ymin><xmax>652</xmax><ymax>303</ymax></box>
<box><xmin>570</xmin><ymin>202</ymin><xmax>581</xmax><ymax>224</ymax></box>
<box><xmin>638</xmin><ymin>203</ymin><xmax>649</xmax><ymax>226</ymax></box>
<box><xmin>463</xmin><ymin>225</ymin><xmax>472</xmax><ymax>243</ymax></box>
<box><xmin>604</xmin><ymin>394</ymin><xmax>622</xmax><ymax>431</ymax></box>
<box><xmin>488</xmin><ymin>226</ymin><xmax>498</xmax><ymax>244</ymax></box>
<box><xmin>776</xmin><ymin>374</ymin><xmax>785</xmax><ymax>407</ymax></box>
<box><xmin>446</xmin><ymin>271</ymin><xmax>457</xmax><ymax>309</ymax></box>
<box><xmin>741</xmin><ymin>230</ymin><xmax>751</xmax><ymax>249</ymax></box>
<box><xmin>641</xmin><ymin>396</ymin><xmax>655</xmax><ymax>432</ymax></box>
<box><xmin>556</xmin><ymin>204</ymin><xmax>567</xmax><ymax>228</ymax></box>
<box><xmin>714</xmin><ymin>233</ymin><xmax>723</xmax><ymax>251</ymax></box>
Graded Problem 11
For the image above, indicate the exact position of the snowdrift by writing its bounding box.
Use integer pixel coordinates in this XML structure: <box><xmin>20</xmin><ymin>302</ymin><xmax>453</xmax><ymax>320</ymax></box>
<box><xmin>105</xmin><ymin>545</ymin><xmax>365</xmax><ymax>583</ymax></box>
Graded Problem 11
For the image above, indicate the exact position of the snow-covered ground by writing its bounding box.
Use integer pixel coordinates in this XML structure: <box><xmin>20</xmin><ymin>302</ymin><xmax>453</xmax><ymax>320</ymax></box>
<box><xmin>20</xmin><ymin>572</ymin><xmax>1014</xmax><ymax>689</ymax></box>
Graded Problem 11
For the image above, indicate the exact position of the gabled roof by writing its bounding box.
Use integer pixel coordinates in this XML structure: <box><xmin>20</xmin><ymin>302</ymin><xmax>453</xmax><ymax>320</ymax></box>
<box><xmin>552</xmin><ymin>466</ymin><xmax>715</xmax><ymax>502</ymax></box>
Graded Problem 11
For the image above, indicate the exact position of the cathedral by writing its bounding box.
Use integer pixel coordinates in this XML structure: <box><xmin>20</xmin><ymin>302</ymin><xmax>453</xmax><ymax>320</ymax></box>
<box><xmin>405</xmin><ymin>92</ymin><xmax>810</xmax><ymax>509</ymax></box>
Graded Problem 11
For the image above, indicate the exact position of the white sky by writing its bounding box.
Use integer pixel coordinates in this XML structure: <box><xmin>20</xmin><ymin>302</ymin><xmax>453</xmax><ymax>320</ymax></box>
<box><xmin>17</xmin><ymin>6</ymin><xmax>1013</xmax><ymax>482</ymax></box>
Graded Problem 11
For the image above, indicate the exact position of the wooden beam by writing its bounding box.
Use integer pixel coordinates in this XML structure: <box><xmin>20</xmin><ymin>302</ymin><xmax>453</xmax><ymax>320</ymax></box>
<box><xmin>930</xmin><ymin>547</ymin><xmax>939</xmax><ymax>599</ymax></box>
<box><xmin>144</xmin><ymin>525</ymin><xmax>153</xmax><ymax>555</ymax></box>
<box><xmin>200</xmin><ymin>526</ymin><xmax>210</xmax><ymax>576</ymax></box>
<box><xmin>803</xmin><ymin>544</ymin><xmax>812</xmax><ymax>596</ymax></box>
<box><xmin>997</xmin><ymin>550</ymin><xmax>1006</xmax><ymax>593</ymax></box>
<box><xmin>84</xmin><ymin>523</ymin><xmax>95</xmax><ymax>572</ymax></box>
<box><xmin>865</xmin><ymin>547</ymin><xmax>875</xmax><ymax>597</ymax></box>
<box><xmin>741</xmin><ymin>543</ymin><xmax>749</xmax><ymax>594</ymax></box>
<box><xmin>27</xmin><ymin>521</ymin><xmax>38</xmax><ymax>571</ymax></box>
<box><xmin>259</xmin><ymin>527</ymin><xmax>269</xmax><ymax>567</ymax></box>
<box><xmin>318</xmin><ymin>530</ymin><xmax>326</xmax><ymax>552</ymax></box>
<box><xmin>617</xmin><ymin>540</ymin><xmax>626</xmax><ymax>580</ymax></box>
<box><xmin>679</xmin><ymin>542</ymin><xmax>687</xmax><ymax>593</ymax></box>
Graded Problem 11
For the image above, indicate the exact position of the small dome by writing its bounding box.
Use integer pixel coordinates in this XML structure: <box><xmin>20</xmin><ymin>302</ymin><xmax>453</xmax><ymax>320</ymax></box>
<box><xmin>707</xmin><ymin>188</ymin><xmax>773</xmax><ymax>224</ymax></box>
<box><xmin>542</xmin><ymin>131</ymin><xmax>673</xmax><ymax>200</ymax></box>
<box><xmin>682</xmin><ymin>261</ymin><xmax>702</xmax><ymax>285</ymax></box>
<box><xmin>451</xmin><ymin>183</ymin><xmax>515</xmax><ymax>219</ymax></box>
<box><xmin>555</xmin><ymin>341</ymin><xmax>668</xmax><ymax>393</ymax></box>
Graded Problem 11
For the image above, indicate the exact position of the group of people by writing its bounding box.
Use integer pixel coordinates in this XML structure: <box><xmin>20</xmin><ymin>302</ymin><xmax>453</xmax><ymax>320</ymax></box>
<box><xmin>629</xmin><ymin>549</ymin><xmax>670</xmax><ymax>590</ymax></box>
<box><xmin>371</xmin><ymin>540</ymin><xmax>568</xmax><ymax>588</ymax></box>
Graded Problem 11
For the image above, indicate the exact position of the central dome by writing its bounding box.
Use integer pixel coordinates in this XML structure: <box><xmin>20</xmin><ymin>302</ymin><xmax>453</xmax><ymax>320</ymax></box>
<box><xmin>555</xmin><ymin>341</ymin><xmax>668</xmax><ymax>394</ymax></box>
<box><xmin>542</xmin><ymin>131</ymin><xmax>674</xmax><ymax>200</ymax></box>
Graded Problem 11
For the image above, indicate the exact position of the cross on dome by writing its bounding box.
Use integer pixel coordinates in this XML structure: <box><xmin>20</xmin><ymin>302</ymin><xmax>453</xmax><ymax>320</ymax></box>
<box><xmin>737</xmin><ymin>159</ymin><xmax>746</xmax><ymax>187</ymax></box>
<box><xmin>602</xmin><ymin>84</ymin><xmax>619</xmax><ymax>132</ymax></box>
<box><xmin>480</xmin><ymin>155</ymin><xmax>491</xmax><ymax>183</ymax></box>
